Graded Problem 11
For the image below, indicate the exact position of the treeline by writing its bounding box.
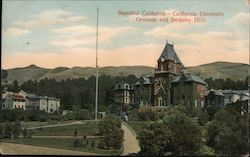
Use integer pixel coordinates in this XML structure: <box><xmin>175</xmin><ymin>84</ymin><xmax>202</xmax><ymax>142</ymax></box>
<box><xmin>138</xmin><ymin>100</ymin><xmax>248</xmax><ymax>156</ymax></box>
<box><xmin>6</xmin><ymin>75</ymin><xmax>138</xmax><ymax>111</ymax></box>
<box><xmin>205</xmin><ymin>77</ymin><xmax>248</xmax><ymax>90</ymax></box>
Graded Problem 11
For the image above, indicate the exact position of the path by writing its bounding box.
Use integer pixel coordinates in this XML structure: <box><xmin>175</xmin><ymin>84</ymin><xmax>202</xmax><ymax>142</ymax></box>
<box><xmin>32</xmin><ymin>135</ymin><xmax>103</xmax><ymax>139</ymax></box>
<box><xmin>27</xmin><ymin>120</ymin><xmax>99</xmax><ymax>130</ymax></box>
<box><xmin>121</xmin><ymin>123</ymin><xmax>140</xmax><ymax>155</ymax></box>
<box><xmin>0</xmin><ymin>142</ymin><xmax>100</xmax><ymax>155</ymax></box>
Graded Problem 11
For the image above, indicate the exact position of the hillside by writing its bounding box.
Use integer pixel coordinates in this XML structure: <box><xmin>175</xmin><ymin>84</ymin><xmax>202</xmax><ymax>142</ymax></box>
<box><xmin>1</xmin><ymin>61</ymin><xmax>248</xmax><ymax>84</ymax></box>
<box><xmin>3</xmin><ymin>65</ymin><xmax>154</xmax><ymax>83</ymax></box>
<box><xmin>186</xmin><ymin>61</ymin><xmax>249</xmax><ymax>81</ymax></box>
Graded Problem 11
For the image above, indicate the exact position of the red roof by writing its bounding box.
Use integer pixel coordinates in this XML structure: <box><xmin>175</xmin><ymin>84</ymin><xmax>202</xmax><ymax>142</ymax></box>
<box><xmin>13</xmin><ymin>95</ymin><xmax>25</xmax><ymax>100</ymax></box>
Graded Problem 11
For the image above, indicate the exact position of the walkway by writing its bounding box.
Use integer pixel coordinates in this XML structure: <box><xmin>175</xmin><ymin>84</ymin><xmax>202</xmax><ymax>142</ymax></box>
<box><xmin>121</xmin><ymin>123</ymin><xmax>140</xmax><ymax>155</ymax></box>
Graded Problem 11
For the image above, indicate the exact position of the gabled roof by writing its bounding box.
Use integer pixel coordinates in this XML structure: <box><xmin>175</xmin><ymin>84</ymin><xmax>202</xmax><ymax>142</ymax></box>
<box><xmin>172</xmin><ymin>71</ymin><xmax>207</xmax><ymax>85</ymax></box>
<box><xmin>135</xmin><ymin>74</ymin><xmax>154</xmax><ymax>85</ymax></box>
<box><xmin>158</xmin><ymin>43</ymin><xmax>182</xmax><ymax>64</ymax></box>
<box><xmin>207</xmin><ymin>89</ymin><xmax>224</xmax><ymax>96</ymax></box>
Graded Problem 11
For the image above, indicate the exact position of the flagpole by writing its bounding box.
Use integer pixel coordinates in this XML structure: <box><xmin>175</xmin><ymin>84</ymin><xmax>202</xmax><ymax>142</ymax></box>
<box><xmin>95</xmin><ymin>7</ymin><xmax>99</xmax><ymax>120</ymax></box>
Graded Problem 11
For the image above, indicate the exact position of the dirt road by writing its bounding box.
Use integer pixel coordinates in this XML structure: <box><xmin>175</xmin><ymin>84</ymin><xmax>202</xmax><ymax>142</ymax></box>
<box><xmin>0</xmin><ymin>142</ymin><xmax>100</xmax><ymax>155</ymax></box>
<box><xmin>121</xmin><ymin>123</ymin><xmax>140</xmax><ymax>155</ymax></box>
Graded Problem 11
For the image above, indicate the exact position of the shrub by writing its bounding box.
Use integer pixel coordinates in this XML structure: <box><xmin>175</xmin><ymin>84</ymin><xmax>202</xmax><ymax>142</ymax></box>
<box><xmin>73</xmin><ymin>139</ymin><xmax>82</xmax><ymax>147</ymax></box>
<box><xmin>13</xmin><ymin>121</ymin><xmax>21</xmax><ymax>138</ymax></box>
<box><xmin>98</xmin><ymin>115</ymin><xmax>124</xmax><ymax>149</ymax></box>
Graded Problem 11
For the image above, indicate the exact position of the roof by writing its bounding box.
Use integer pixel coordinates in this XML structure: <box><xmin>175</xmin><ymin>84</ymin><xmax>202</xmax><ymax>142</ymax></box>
<box><xmin>207</xmin><ymin>89</ymin><xmax>224</xmax><ymax>96</ymax></box>
<box><xmin>220</xmin><ymin>90</ymin><xmax>249</xmax><ymax>96</ymax></box>
<box><xmin>172</xmin><ymin>71</ymin><xmax>207</xmax><ymax>85</ymax></box>
<box><xmin>13</xmin><ymin>95</ymin><xmax>25</xmax><ymax>100</ymax></box>
<box><xmin>134</xmin><ymin>74</ymin><xmax>154</xmax><ymax>85</ymax></box>
<box><xmin>158</xmin><ymin>43</ymin><xmax>182</xmax><ymax>64</ymax></box>
<box><xmin>115</xmin><ymin>83</ymin><xmax>133</xmax><ymax>90</ymax></box>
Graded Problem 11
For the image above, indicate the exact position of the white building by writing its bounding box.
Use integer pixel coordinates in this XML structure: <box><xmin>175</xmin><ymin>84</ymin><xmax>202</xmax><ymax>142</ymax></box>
<box><xmin>1</xmin><ymin>90</ymin><xmax>60</xmax><ymax>113</ymax></box>
<box><xmin>2</xmin><ymin>92</ymin><xmax>26</xmax><ymax>110</ymax></box>
<box><xmin>220</xmin><ymin>89</ymin><xmax>249</xmax><ymax>105</ymax></box>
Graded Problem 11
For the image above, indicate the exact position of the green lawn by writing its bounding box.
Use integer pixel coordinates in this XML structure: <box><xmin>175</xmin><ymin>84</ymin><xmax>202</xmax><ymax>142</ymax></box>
<box><xmin>32</xmin><ymin>122</ymin><xmax>100</xmax><ymax>136</ymax></box>
<box><xmin>21</xmin><ymin>120</ymin><xmax>76</xmax><ymax>128</ymax></box>
<box><xmin>126</xmin><ymin>121</ymin><xmax>150</xmax><ymax>135</ymax></box>
<box><xmin>0</xmin><ymin>138</ymin><xmax>122</xmax><ymax>155</ymax></box>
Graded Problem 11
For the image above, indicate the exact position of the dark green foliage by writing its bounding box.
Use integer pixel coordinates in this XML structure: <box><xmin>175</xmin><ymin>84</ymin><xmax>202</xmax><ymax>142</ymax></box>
<box><xmin>7</xmin><ymin>80</ymin><xmax>21</xmax><ymax>93</ymax></box>
<box><xmin>22</xmin><ymin>127</ymin><xmax>28</xmax><ymax>138</ymax></box>
<box><xmin>4</xmin><ymin>122</ymin><xmax>13</xmax><ymax>139</ymax></box>
<box><xmin>98</xmin><ymin>115</ymin><xmax>124</xmax><ymax>149</ymax></box>
<box><xmin>138</xmin><ymin>122</ymin><xmax>170</xmax><ymax>156</ymax></box>
<box><xmin>205</xmin><ymin>77</ymin><xmax>247</xmax><ymax>90</ymax></box>
<box><xmin>18</xmin><ymin>75</ymin><xmax>137</xmax><ymax>111</ymax></box>
<box><xmin>138</xmin><ymin>107</ymin><xmax>203</xmax><ymax>156</ymax></box>
<box><xmin>73</xmin><ymin>138</ymin><xmax>82</xmax><ymax>147</ymax></box>
<box><xmin>207</xmin><ymin>100</ymin><xmax>248</xmax><ymax>156</ymax></box>
<box><xmin>1</xmin><ymin>69</ymin><xmax>8</xmax><ymax>79</ymax></box>
<box><xmin>0</xmin><ymin>124</ymin><xmax>4</xmax><ymax>138</ymax></box>
<box><xmin>13</xmin><ymin>121</ymin><xmax>21</xmax><ymax>138</ymax></box>
<box><xmin>163</xmin><ymin>109</ymin><xmax>203</xmax><ymax>155</ymax></box>
<box><xmin>91</xmin><ymin>140</ymin><xmax>96</xmax><ymax>148</ymax></box>
<box><xmin>27</xmin><ymin>129</ymin><xmax>33</xmax><ymax>138</ymax></box>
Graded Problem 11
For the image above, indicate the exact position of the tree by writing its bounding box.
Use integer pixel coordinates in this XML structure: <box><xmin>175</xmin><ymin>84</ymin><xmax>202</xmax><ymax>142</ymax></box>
<box><xmin>138</xmin><ymin>122</ymin><xmax>170</xmax><ymax>156</ymax></box>
<box><xmin>207</xmin><ymin>100</ymin><xmax>248</xmax><ymax>156</ymax></box>
<box><xmin>22</xmin><ymin>127</ymin><xmax>28</xmax><ymax>138</ymax></box>
<box><xmin>4</xmin><ymin>122</ymin><xmax>13</xmax><ymax>139</ymax></box>
<box><xmin>98</xmin><ymin>115</ymin><xmax>124</xmax><ymax>149</ymax></box>
<box><xmin>162</xmin><ymin>108</ymin><xmax>203</xmax><ymax>155</ymax></box>
<box><xmin>13</xmin><ymin>121</ymin><xmax>21</xmax><ymax>138</ymax></box>
<box><xmin>8</xmin><ymin>80</ymin><xmax>21</xmax><ymax>93</ymax></box>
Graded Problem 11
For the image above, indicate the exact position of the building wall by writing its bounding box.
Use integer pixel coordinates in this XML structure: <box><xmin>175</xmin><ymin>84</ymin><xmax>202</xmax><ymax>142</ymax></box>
<box><xmin>134</xmin><ymin>84</ymin><xmax>152</xmax><ymax>106</ymax></box>
<box><xmin>172</xmin><ymin>82</ymin><xmax>206</xmax><ymax>107</ymax></box>
<box><xmin>13</xmin><ymin>99</ymin><xmax>26</xmax><ymax>110</ymax></box>
<box><xmin>224</xmin><ymin>94</ymin><xmax>240</xmax><ymax>105</ymax></box>
<box><xmin>47</xmin><ymin>99</ymin><xmax>60</xmax><ymax>113</ymax></box>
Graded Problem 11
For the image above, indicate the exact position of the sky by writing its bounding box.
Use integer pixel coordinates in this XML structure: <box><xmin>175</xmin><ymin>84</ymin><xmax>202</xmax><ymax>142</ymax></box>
<box><xmin>2</xmin><ymin>0</ymin><xmax>249</xmax><ymax>69</ymax></box>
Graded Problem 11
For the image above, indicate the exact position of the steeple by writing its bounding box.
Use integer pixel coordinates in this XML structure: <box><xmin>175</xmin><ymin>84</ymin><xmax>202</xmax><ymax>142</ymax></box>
<box><xmin>158</xmin><ymin>42</ymin><xmax>182</xmax><ymax>65</ymax></box>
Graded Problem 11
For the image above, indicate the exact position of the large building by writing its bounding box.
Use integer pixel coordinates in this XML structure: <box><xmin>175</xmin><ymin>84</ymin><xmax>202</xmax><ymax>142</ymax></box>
<box><xmin>1</xmin><ymin>90</ymin><xmax>60</xmax><ymax>113</ymax></box>
<box><xmin>115</xmin><ymin>41</ymin><xmax>207</xmax><ymax>108</ymax></box>
<box><xmin>154</xmin><ymin>42</ymin><xmax>184</xmax><ymax>106</ymax></box>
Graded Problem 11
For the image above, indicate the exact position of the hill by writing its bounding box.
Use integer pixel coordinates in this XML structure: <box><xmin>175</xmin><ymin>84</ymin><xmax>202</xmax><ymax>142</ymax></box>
<box><xmin>1</xmin><ymin>62</ymin><xmax>248</xmax><ymax>84</ymax></box>
<box><xmin>3</xmin><ymin>65</ymin><xmax>154</xmax><ymax>83</ymax></box>
<box><xmin>186</xmin><ymin>61</ymin><xmax>249</xmax><ymax>81</ymax></box>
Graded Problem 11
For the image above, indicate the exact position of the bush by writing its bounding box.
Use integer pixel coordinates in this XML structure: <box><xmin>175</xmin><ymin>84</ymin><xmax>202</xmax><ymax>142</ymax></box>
<box><xmin>98</xmin><ymin>115</ymin><xmax>124</xmax><ymax>149</ymax></box>
<box><xmin>27</xmin><ymin>130</ymin><xmax>33</xmax><ymax>138</ymax></box>
<box><xmin>73</xmin><ymin>139</ymin><xmax>82</xmax><ymax>147</ymax></box>
<box><xmin>4</xmin><ymin>122</ymin><xmax>13</xmax><ymax>139</ymax></box>
<box><xmin>91</xmin><ymin>140</ymin><xmax>96</xmax><ymax>148</ymax></box>
<box><xmin>13</xmin><ymin>121</ymin><xmax>21</xmax><ymax>138</ymax></box>
<box><xmin>22</xmin><ymin>127</ymin><xmax>28</xmax><ymax>138</ymax></box>
<box><xmin>163</xmin><ymin>108</ymin><xmax>203</xmax><ymax>155</ymax></box>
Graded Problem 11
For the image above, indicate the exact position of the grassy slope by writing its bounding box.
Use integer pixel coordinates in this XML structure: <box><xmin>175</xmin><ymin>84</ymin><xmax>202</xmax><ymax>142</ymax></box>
<box><xmin>0</xmin><ymin>138</ymin><xmax>121</xmax><ymax>155</ymax></box>
<box><xmin>32</xmin><ymin>123</ymin><xmax>99</xmax><ymax>136</ymax></box>
<box><xmin>126</xmin><ymin>121</ymin><xmax>150</xmax><ymax>135</ymax></box>
<box><xmin>186</xmin><ymin>61</ymin><xmax>248</xmax><ymax>81</ymax></box>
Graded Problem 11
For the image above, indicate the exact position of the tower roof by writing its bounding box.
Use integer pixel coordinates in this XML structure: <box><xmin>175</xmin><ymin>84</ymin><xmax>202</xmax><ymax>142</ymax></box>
<box><xmin>158</xmin><ymin>42</ymin><xmax>182</xmax><ymax>64</ymax></box>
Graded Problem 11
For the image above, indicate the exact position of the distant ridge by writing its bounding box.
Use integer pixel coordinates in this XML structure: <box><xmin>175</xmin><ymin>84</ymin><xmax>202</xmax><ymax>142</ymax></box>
<box><xmin>1</xmin><ymin>61</ymin><xmax>248</xmax><ymax>84</ymax></box>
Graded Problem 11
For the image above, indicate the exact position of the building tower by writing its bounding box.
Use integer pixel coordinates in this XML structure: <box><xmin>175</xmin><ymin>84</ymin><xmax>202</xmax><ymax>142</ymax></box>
<box><xmin>154</xmin><ymin>41</ymin><xmax>184</xmax><ymax>106</ymax></box>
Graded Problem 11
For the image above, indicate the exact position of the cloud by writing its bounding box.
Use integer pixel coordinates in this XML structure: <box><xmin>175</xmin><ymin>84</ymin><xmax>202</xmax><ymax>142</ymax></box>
<box><xmin>227</xmin><ymin>12</ymin><xmax>249</xmax><ymax>30</ymax></box>
<box><xmin>2</xmin><ymin>39</ymin><xmax>248</xmax><ymax>70</ymax></box>
<box><xmin>3</xmin><ymin>27</ymin><xmax>30</xmax><ymax>36</ymax></box>
<box><xmin>50</xmin><ymin>25</ymin><xmax>136</xmax><ymax>47</ymax></box>
<box><xmin>14</xmin><ymin>9</ymin><xmax>86</xmax><ymax>30</ymax></box>
<box><xmin>2</xmin><ymin>44</ymin><xmax>162</xmax><ymax>69</ymax></box>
